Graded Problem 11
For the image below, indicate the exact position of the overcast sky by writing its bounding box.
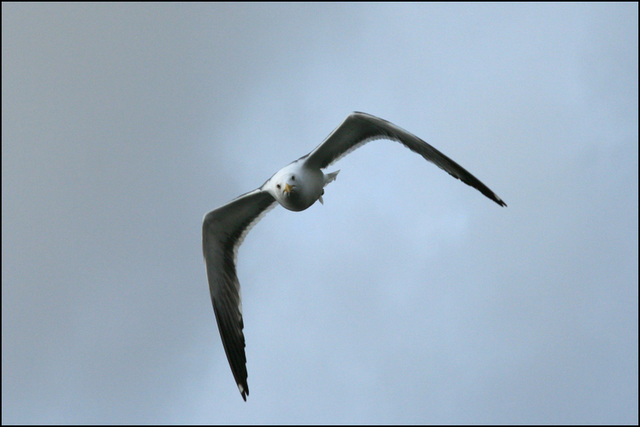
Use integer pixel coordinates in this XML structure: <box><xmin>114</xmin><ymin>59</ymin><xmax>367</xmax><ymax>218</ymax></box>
<box><xmin>2</xmin><ymin>3</ymin><xmax>638</xmax><ymax>424</ymax></box>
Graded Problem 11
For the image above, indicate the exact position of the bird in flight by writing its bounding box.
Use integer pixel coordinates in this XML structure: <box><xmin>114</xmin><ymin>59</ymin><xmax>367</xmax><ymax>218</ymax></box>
<box><xmin>202</xmin><ymin>112</ymin><xmax>506</xmax><ymax>400</ymax></box>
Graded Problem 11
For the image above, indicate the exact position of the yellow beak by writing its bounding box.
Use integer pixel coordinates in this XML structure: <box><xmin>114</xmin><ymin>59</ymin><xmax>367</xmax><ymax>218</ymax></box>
<box><xmin>284</xmin><ymin>183</ymin><xmax>293</xmax><ymax>194</ymax></box>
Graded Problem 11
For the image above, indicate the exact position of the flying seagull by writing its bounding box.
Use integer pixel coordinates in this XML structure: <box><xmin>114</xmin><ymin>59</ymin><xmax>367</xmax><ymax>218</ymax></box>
<box><xmin>202</xmin><ymin>112</ymin><xmax>506</xmax><ymax>400</ymax></box>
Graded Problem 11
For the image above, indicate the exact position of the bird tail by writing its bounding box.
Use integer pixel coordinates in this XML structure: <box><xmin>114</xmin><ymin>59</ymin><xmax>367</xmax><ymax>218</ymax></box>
<box><xmin>324</xmin><ymin>170</ymin><xmax>340</xmax><ymax>186</ymax></box>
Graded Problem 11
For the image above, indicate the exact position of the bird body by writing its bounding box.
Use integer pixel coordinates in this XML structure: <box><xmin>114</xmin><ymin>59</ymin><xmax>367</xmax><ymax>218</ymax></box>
<box><xmin>262</xmin><ymin>159</ymin><xmax>334</xmax><ymax>212</ymax></box>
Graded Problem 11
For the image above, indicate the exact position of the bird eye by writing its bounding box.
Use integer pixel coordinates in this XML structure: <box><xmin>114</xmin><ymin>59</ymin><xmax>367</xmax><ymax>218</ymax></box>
<box><xmin>291</xmin><ymin>175</ymin><xmax>295</xmax><ymax>181</ymax></box>
<box><xmin>276</xmin><ymin>184</ymin><xmax>281</xmax><ymax>189</ymax></box>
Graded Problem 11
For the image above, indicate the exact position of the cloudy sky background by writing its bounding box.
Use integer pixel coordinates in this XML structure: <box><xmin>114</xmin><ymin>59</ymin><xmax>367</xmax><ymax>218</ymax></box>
<box><xmin>2</xmin><ymin>3</ymin><xmax>637</xmax><ymax>424</ymax></box>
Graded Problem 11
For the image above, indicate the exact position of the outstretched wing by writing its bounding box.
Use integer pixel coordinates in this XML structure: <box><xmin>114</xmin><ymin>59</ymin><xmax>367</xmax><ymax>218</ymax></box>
<box><xmin>202</xmin><ymin>188</ymin><xmax>277</xmax><ymax>401</ymax></box>
<box><xmin>303</xmin><ymin>112</ymin><xmax>506</xmax><ymax>207</ymax></box>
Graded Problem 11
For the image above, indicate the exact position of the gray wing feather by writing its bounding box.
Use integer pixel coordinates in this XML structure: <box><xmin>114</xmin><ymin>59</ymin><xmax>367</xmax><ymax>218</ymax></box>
<box><xmin>202</xmin><ymin>188</ymin><xmax>277</xmax><ymax>401</ymax></box>
<box><xmin>304</xmin><ymin>112</ymin><xmax>506</xmax><ymax>207</ymax></box>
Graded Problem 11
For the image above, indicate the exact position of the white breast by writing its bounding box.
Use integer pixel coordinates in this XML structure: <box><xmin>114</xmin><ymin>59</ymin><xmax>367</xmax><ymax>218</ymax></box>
<box><xmin>264</xmin><ymin>161</ymin><xmax>324</xmax><ymax>212</ymax></box>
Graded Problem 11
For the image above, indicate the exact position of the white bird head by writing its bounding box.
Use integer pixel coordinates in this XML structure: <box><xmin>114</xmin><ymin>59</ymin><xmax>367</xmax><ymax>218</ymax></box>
<box><xmin>264</xmin><ymin>161</ymin><xmax>328</xmax><ymax>212</ymax></box>
<box><xmin>266</xmin><ymin>165</ymin><xmax>305</xmax><ymax>211</ymax></box>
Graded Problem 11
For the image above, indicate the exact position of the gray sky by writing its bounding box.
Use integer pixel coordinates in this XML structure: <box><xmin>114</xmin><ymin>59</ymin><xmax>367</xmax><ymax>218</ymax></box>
<box><xmin>2</xmin><ymin>3</ymin><xmax>637</xmax><ymax>424</ymax></box>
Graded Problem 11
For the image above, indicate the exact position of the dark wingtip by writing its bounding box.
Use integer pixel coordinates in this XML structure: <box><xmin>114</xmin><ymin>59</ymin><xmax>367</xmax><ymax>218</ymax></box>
<box><xmin>480</xmin><ymin>189</ymin><xmax>506</xmax><ymax>207</ymax></box>
<box><xmin>239</xmin><ymin>383</ymin><xmax>249</xmax><ymax>401</ymax></box>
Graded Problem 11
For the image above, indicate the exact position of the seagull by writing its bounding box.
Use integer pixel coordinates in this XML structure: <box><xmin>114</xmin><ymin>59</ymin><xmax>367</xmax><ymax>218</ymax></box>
<box><xmin>202</xmin><ymin>112</ymin><xmax>506</xmax><ymax>400</ymax></box>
